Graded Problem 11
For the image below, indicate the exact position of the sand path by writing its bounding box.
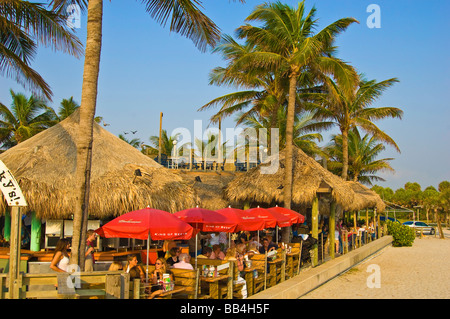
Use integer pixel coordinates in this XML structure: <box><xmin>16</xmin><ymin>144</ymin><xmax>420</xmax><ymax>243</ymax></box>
<box><xmin>300</xmin><ymin>228</ymin><xmax>450</xmax><ymax>299</ymax></box>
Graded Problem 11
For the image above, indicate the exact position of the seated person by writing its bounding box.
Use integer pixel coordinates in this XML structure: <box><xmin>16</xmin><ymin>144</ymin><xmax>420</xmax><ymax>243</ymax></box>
<box><xmin>149</xmin><ymin>258</ymin><xmax>173</xmax><ymax>299</ymax></box>
<box><xmin>258</xmin><ymin>237</ymin><xmax>277</xmax><ymax>254</ymax></box>
<box><xmin>125</xmin><ymin>255</ymin><xmax>145</xmax><ymax>282</ymax></box>
<box><xmin>173</xmin><ymin>253</ymin><xmax>194</xmax><ymax>270</ymax></box>
<box><xmin>197</xmin><ymin>246</ymin><xmax>212</xmax><ymax>258</ymax></box>
<box><xmin>247</xmin><ymin>242</ymin><xmax>260</xmax><ymax>257</ymax></box>
<box><xmin>210</xmin><ymin>244</ymin><xmax>225</xmax><ymax>260</ymax></box>
<box><xmin>166</xmin><ymin>247</ymin><xmax>180</xmax><ymax>267</ymax></box>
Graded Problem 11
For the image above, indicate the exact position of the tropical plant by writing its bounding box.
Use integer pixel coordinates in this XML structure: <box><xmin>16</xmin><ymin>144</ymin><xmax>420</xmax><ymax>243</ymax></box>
<box><xmin>325</xmin><ymin>128</ymin><xmax>395</xmax><ymax>185</ymax></box>
<box><xmin>238</xmin><ymin>108</ymin><xmax>328</xmax><ymax>158</ymax></box>
<box><xmin>0</xmin><ymin>90</ymin><xmax>56</xmax><ymax>148</ymax></box>
<box><xmin>308</xmin><ymin>75</ymin><xmax>403</xmax><ymax>180</ymax></box>
<box><xmin>50</xmin><ymin>0</ymin><xmax>244</xmax><ymax>269</ymax></box>
<box><xmin>386</xmin><ymin>220</ymin><xmax>415</xmax><ymax>247</ymax></box>
<box><xmin>0</xmin><ymin>0</ymin><xmax>82</xmax><ymax>99</ymax></box>
<box><xmin>148</xmin><ymin>129</ymin><xmax>182</xmax><ymax>157</ymax></box>
<box><xmin>119</xmin><ymin>133</ymin><xmax>142</xmax><ymax>149</ymax></box>
<box><xmin>57</xmin><ymin>96</ymin><xmax>80</xmax><ymax>120</ymax></box>
<box><xmin>232</xmin><ymin>1</ymin><xmax>358</xmax><ymax>234</ymax></box>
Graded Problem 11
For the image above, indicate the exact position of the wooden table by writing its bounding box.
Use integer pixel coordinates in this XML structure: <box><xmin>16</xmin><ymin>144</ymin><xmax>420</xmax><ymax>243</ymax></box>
<box><xmin>267</xmin><ymin>258</ymin><xmax>283</xmax><ymax>287</ymax></box>
<box><xmin>200</xmin><ymin>274</ymin><xmax>230</xmax><ymax>299</ymax></box>
<box><xmin>158</xmin><ymin>286</ymin><xmax>186</xmax><ymax>299</ymax></box>
<box><xmin>242</xmin><ymin>267</ymin><xmax>256</xmax><ymax>296</ymax></box>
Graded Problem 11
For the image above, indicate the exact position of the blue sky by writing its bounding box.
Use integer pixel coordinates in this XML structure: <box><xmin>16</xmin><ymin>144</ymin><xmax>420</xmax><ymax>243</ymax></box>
<box><xmin>1</xmin><ymin>0</ymin><xmax>449</xmax><ymax>191</ymax></box>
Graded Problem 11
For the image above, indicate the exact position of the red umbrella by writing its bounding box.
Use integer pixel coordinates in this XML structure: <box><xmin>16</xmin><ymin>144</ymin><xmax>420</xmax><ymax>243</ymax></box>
<box><xmin>95</xmin><ymin>207</ymin><xmax>195</xmax><ymax>241</ymax></box>
<box><xmin>246</xmin><ymin>206</ymin><xmax>291</xmax><ymax>228</ymax></box>
<box><xmin>174</xmin><ymin>207</ymin><xmax>238</xmax><ymax>233</ymax></box>
<box><xmin>267</xmin><ymin>206</ymin><xmax>305</xmax><ymax>225</ymax></box>
<box><xmin>215</xmin><ymin>207</ymin><xmax>265</xmax><ymax>232</ymax></box>
<box><xmin>95</xmin><ymin>207</ymin><xmax>196</xmax><ymax>281</ymax></box>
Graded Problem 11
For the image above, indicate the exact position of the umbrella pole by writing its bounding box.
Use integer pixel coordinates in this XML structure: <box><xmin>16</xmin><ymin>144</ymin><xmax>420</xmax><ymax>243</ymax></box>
<box><xmin>195</xmin><ymin>232</ymin><xmax>198</xmax><ymax>269</ymax></box>
<box><xmin>146</xmin><ymin>232</ymin><xmax>150</xmax><ymax>283</ymax></box>
<box><xmin>276</xmin><ymin>226</ymin><xmax>278</xmax><ymax>244</ymax></box>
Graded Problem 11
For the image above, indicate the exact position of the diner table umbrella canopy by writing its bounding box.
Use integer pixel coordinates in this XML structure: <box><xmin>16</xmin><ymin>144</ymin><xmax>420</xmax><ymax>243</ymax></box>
<box><xmin>174</xmin><ymin>207</ymin><xmax>238</xmax><ymax>233</ymax></box>
<box><xmin>267</xmin><ymin>206</ymin><xmax>305</xmax><ymax>225</ymax></box>
<box><xmin>95</xmin><ymin>207</ymin><xmax>196</xmax><ymax>240</ymax></box>
<box><xmin>215</xmin><ymin>207</ymin><xmax>266</xmax><ymax>232</ymax></box>
<box><xmin>246</xmin><ymin>207</ymin><xmax>291</xmax><ymax>228</ymax></box>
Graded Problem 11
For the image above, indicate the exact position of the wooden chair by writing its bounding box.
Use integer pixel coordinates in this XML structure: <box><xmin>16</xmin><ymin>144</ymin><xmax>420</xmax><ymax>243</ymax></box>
<box><xmin>171</xmin><ymin>268</ymin><xmax>210</xmax><ymax>299</ymax></box>
<box><xmin>219</xmin><ymin>260</ymin><xmax>245</xmax><ymax>299</ymax></box>
<box><xmin>250</xmin><ymin>253</ymin><xmax>273</xmax><ymax>293</ymax></box>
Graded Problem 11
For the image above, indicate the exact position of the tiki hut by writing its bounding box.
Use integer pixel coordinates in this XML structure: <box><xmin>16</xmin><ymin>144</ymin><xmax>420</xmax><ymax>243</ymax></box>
<box><xmin>178</xmin><ymin>171</ymin><xmax>237</xmax><ymax>210</ymax></box>
<box><xmin>346</xmin><ymin>181</ymin><xmax>386</xmax><ymax>213</ymax></box>
<box><xmin>0</xmin><ymin>110</ymin><xmax>198</xmax><ymax>219</ymax></box>
<box><xmin>225</xmin><ymin>146</ymin><xmax>359</xmax><ymax>213</ymax></box>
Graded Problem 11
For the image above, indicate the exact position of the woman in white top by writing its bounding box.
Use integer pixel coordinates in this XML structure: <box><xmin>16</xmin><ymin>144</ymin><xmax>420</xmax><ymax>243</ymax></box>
<box><xmin>50</xmin><ymin>238</ymin><xmax>71</xmax><ymax>272</ymax></box>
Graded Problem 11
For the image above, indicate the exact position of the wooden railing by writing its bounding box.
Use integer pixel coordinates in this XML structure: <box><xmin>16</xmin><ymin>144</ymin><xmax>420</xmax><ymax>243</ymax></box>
<box><xmin>0</xmin><ymin>271</ymin><xmax>129</xmax><ymax>299</ymax></box>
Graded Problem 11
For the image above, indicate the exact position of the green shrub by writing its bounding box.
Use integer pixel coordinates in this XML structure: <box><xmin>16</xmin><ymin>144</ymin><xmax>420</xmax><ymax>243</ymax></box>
<box><xmin>386</xmin><ymin>221</ymin><xmax>415</xmax><ymax>247</ymax></box>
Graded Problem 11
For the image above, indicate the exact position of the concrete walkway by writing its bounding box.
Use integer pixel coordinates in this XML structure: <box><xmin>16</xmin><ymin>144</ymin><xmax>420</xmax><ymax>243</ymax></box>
<box><xmin>300</xmin><ymin>229</ymin><xmax>450</xmax><ymax>299</ymax></box>
<box><xmin>248</xmin><ymin>235</ymin><xmax>393</xmax><ymax>299</ymax></box>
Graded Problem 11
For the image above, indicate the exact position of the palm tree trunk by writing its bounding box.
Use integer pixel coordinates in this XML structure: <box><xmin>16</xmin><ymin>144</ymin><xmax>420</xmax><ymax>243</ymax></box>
<box><xmin>434</xmin><ymin>209</ymin><xmax>444</xmax><ymax>239</ymax></box>
<box><xmin>341</xmin><ymin>128</ymin><xmax>349</xmax><ymax>181</ymax></box>
<box><xmin>282</xmin><ymin>72</ymin><xmax>297</xmax><ymax>243</ymax></box>
<box><xmin>71</xmin><ymin>0</ymin><xmax>103</xmax><ymax>270</ymax></box>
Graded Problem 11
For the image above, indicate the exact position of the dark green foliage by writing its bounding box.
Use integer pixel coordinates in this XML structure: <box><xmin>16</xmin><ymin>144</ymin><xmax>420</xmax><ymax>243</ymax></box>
<box><xmin>387</xmin><ymin>221</ymin><xmax>415</xmax><ymax>247</ymax></box>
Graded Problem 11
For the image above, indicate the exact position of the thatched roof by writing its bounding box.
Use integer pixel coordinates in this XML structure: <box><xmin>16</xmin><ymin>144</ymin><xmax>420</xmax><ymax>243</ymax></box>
<box><xmin>178</xmin><ymin>171</ymin><xmax>237</xmax><ymax>210</ymax></box>
<box><xmin>0</xmin><ymin>111</ymin><xmax>198</xmax><ymax>219</ymax></box>
<box><xmin>346</xmin><ymin>181</ymin><xmax>386</xmax><ymax>212</ymax></box>
<box><xmin>225</xmin><ymin>147</ymin><xmax>360</xmax><ymax>211</ymax></box>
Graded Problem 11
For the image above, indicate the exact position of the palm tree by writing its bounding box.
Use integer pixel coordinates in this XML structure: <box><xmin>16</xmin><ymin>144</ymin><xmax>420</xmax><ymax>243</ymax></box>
<box><xmin>233</xmin><ymin>1</ymin><xmax>358</xmax><ymax>218</ymax></box>
<box><xmin>51</xmin><ymin>0</ymin><xmax>244</xmax><ymax>269</ymax></box>
<box><xmin>0</xmin><ymin>90</ymin><xmax>56</xmax><ymax>148</ymax></box>
<box><xmin>239</xmin><ymin>108</ymin><xmax>329</xmax><ymax>158</ymax></box>
<box><xmin>57</xmin><ymin>96</ymin><xmax>80</xmax><ymax>120</ymax></box>
<box><xmin>308</xmin><ymin>76</ymin><xmax>403</xmax><ymax>180</ymax></box>
<box><xmin>118</xmin><ymin>133</ymin><xmax>141</xmax><ymax>149</ymax></box>
<box><xmin>325</xmin><ymin>128</ymin><xmax>395</xmax><ymax>185</ymax></box>
<box><xmin>199</xmin><ymin>34</ymin><xmax>289</xmax><ymax>131</ymax></box>
<box><xmin>0</xmin><ymin>0</ymin><xmax>82</xmax><ymax>99</ymax></box>
<box><xmin>148</xmin><ymin>129</ymin><xmax>181</xmax><ymax>157</ymax></box>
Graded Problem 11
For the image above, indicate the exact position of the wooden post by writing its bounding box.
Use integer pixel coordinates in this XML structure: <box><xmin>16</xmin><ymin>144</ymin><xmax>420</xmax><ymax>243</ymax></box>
<box><xmin>105</xmin><ymin>273</ymin><xmax>127</xmax><ymax>299</ymax></box>
<box><xmin>311</xmin><ymin>196</ymin><xmax>319</xmax><ymax>267</ymax></box>
<box><xmin>377</xmin><ymin>214</ymin><xmax>381</xmax><ymax>239</ymax></box>
<box><xmin>133</xmin><ymin>278</ymin><xmax>140</xmax><ymax>299</ymax></box>
<box><xmin>227</xmin><ymin>261</ymin><xmax>233</xmax><ymax>299</ymax></box>
<box><xmin>297</xmin><ymin>241</ymin><xmax>302</xmax><ymax>275</ymax></box>
<box><xmin>373</xmin><ymin>207</ymin><xmax>377</xmax><ymax>240</ymax></box>
<box><xmin>158</xmin><ymin>112</ymin><xmax>163</xmax><ymax>164</ymax></box>
<box><xmin>281</xmin><ymin>249</ymin><xmax>286</xmax><ymax>282</ymax></box>
<box><xmin>353</xmin><ymin>211</ymin><xmax>357</xmax><ymax>248</ymax></box>
<box><xmin>329</xmin><ymin>202</ymin><xmax>336</xmax><ymax>259</ymax></box>
<box><xmin>8</xmin><ymin>206</ymin><xmax>22</xmax><ymax>299</ymax></box>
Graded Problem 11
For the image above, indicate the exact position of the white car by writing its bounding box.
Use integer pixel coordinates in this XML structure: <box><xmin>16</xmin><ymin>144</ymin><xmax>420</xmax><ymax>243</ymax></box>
<box><xmin>402</xmin><ymin>221</ymin><xmax>435</xmax><ymax>235</ymax></box>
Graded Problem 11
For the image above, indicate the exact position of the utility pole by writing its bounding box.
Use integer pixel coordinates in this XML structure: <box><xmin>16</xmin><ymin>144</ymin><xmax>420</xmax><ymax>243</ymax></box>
<box><xmin>158</xmin><ymin>112</ymin><xmax>163</xmax><ymax>164</ymax></box>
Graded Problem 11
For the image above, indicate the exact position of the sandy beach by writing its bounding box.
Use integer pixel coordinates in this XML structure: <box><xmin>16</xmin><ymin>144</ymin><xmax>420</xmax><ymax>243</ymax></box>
<box><xmin>300</xmin><ymin>228</ymin><xmax>450</xmax><ymax>299</ymax></box>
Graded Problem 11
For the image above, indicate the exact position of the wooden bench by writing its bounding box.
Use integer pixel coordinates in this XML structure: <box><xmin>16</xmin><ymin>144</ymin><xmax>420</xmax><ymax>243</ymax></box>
<box><xmin>0</xmin><ymin>271</ymin><xmax>128</xmax><ymax>299</ymax></box>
